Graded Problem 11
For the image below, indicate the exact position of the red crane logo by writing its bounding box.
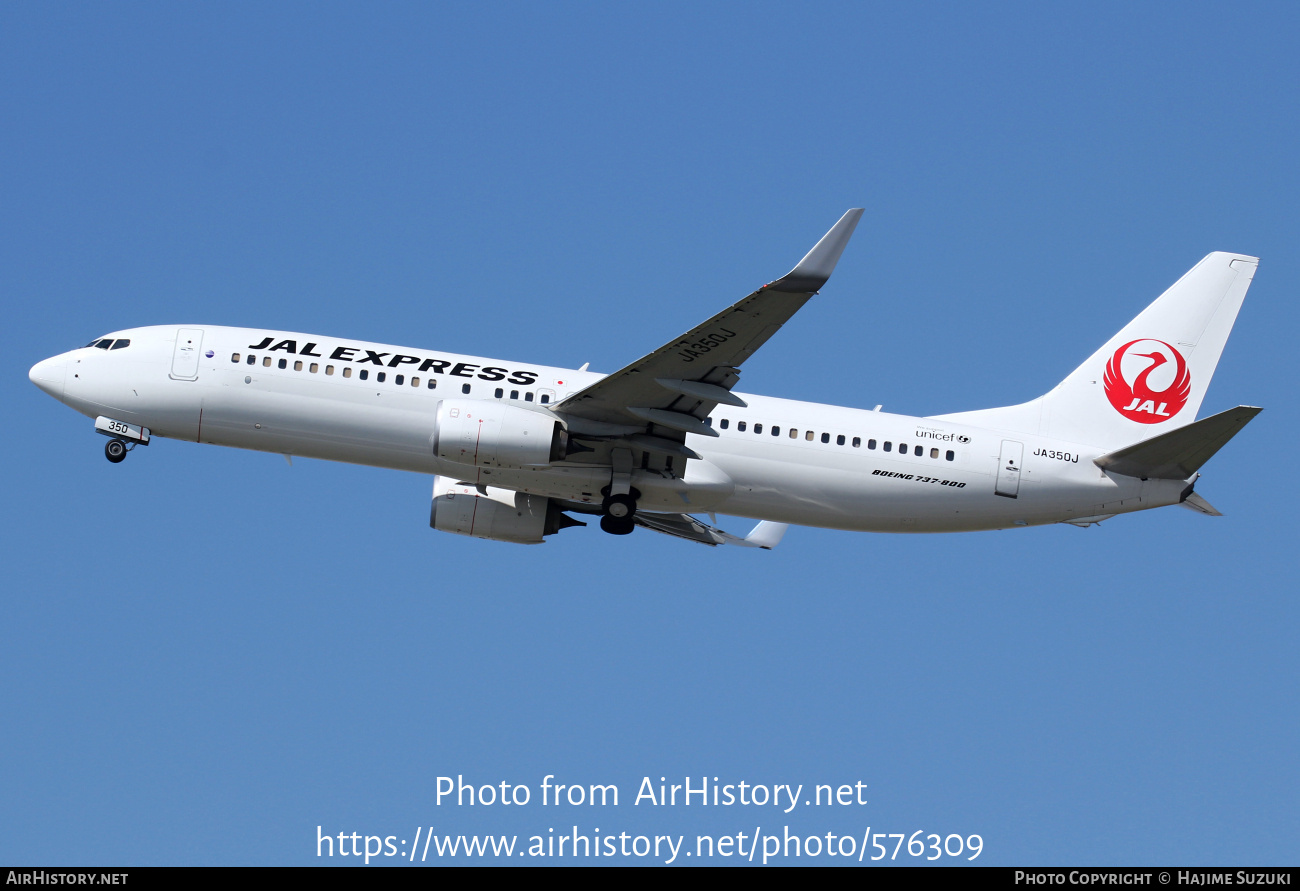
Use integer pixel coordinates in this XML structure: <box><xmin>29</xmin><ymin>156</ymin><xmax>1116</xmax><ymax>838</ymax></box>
<box><xmin>1103</xmin><ymin>339</ymin><xmax>1191</xmax><ymax>423</ymax></box>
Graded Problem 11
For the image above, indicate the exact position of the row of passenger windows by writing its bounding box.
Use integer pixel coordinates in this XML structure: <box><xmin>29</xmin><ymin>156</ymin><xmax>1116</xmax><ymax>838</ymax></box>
<box><xmin>494</xmin><ymin>388</ymin><xmax>550</xmax><ymax>403</ymax></box>
<box><xmin>232</xmin><ymin>353</ymin><xmax>956</xmax><ymax>459</ymax></box>
<box><xmin>231</xmin><ymin>352</ymin><xmax>960</xmax><ymax>461</ymax></box>
<box><xmin>231</xmin><ymin>352</ymin><xmax>553</xmax><ymax>402</ymax></box>
<box><xmin>85</xmin><ymin>338</ymin><xmax>131</xmax><ymax>350</ymax></box>
<box><xmin>710</xmin><ymin>417</ymin><xmax>956</xmax><ymax>461</ymax></box>
<box><xmin>235</xmin><ymin>351</ymin><xmax>465</xmax><ymax>389</ymax></box>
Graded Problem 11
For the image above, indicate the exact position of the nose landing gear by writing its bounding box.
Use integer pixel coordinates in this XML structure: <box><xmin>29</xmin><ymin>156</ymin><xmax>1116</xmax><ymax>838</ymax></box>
<box><xmin>94</xmin><ymin>416</ymin><xmax>150</xmax><ymax>464</ymax></box>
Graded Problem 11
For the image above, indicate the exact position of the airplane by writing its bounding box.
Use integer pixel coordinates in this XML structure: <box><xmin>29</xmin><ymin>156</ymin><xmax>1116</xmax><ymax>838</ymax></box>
<box><xmin>28</xmin><ymin>209</ymin><xmax>1261</xmax><ymax>548</ymax></box>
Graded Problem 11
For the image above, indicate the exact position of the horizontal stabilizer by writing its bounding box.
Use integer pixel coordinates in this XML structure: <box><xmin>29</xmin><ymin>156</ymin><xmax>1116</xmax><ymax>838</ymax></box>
<box><xmin>1094</xmin><ymin>405</ymin><xmax>1261</xmax><ymax>480</ymax></box>
<box><xmin>1178</xmin><ymin>492</ymin><xmax>1223</xmax><ymax>516</ymax></box>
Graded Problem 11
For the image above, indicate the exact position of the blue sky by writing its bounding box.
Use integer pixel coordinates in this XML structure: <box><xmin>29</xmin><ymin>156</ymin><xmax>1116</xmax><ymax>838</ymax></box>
<box><xmin>3</xmin><ymin>2</ymin><xmax>1297</xmax><ymax>865</ymax></box>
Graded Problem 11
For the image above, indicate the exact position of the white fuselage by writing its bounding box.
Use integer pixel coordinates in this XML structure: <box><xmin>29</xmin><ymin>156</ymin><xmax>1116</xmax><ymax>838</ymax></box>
<box><xmin>30</xmin><ymin>325</ymin><xmax>1186</xmax><ymax>533</ymax></box>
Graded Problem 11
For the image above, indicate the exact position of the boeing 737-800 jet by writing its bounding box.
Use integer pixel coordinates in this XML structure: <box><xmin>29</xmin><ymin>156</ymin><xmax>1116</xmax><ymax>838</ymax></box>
<box><xmin>28</xmin><ymin>210</ymin><xmax>1260</xmax><ymax>547</ymax></box>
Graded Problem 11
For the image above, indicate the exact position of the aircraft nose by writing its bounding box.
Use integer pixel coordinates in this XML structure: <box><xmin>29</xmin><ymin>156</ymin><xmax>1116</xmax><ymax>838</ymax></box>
<box><xmin>29</xmin><ymin>355</ymin><xmax>66</xmax><ymax>400</ymax></box>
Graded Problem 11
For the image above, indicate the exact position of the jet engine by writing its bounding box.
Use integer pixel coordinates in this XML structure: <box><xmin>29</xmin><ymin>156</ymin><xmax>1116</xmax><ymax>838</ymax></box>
<box><xmin>433</xmin><ymin>399</ymin><xmax>569</xmax><ymax>468</ymax></box>
<box><xmin>429</xmin><ymin>477</ymin><xmax>584</xmax><ymax>544</ymax></box>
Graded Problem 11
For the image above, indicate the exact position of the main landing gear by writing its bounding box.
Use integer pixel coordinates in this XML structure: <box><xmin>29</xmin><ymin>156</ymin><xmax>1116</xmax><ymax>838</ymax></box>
<box><xmin>598</xmin><ymin>446</ymin><xmax>638</xmax><ymax>535</ymax></box>
<box><xmin>599</xmin><ymin>488</ymin><xmax>639</xmax><ymax>536</ymax></box>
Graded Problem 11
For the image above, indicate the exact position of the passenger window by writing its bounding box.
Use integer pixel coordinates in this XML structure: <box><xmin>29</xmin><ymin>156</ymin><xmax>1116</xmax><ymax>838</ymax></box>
<box><xmin>868</xmin><ymin>439</ymin><xmax>876</xmax><ymax>449</ymax></box>
<box><xmin>377</xmin><ymin>372</ymin><xmax>386</xmax><ymax>382</ymax></box>
<box><xmin>821</xmin><ymin>433</ymin><xmax>830</xmax><ymax>444</ymax></box>
<box><xmin>837</xmin><ymin>435</ymin><xmax>845</xmax><ymax>445</ymax></box>
<box><xmin>342</xmin><ymin>367</ymin><xmax>352</xmax><ymax>378</ymax></box>
<box><xmin>737</xmin><ymin>421</ymin><xmax>747</xmax><ymax>432</ymax></box>
<box><xmin>294</xmin><ymin>360</ymin><xmax>303</xmax><ymax>371</ymax></box>
<box><xmin>263</xmin><ymin>357</ymin><xmax>272</xmax><ymax>367</ymax></box>
<box><xmin>540</xmin><ymin>394</ymin><xmax>550</xmax><ymax>404</ymax></box>
<box><xmin>495</xmin><ymin>388</ymin><xmax>504</xmax><ymax>398</ymax></box>
<box><xmin>110</xmin><ymin>339</ymin><xmax>130</xmax><ymax>350</ymax></box>
<box><xmin>720</xmin><ymin>419</ymin><xmax>729</xmax><ymax>429</ymax></box>
<box><xmin>914</xmin><ymin>445</ymin><xmax>923</xmax><ymax>456</ymax></box>
<box><xmin>247</xmin><ymin>355</ymin><xmax>256</xmax><ymax>365</ymax></box>
<box><xmin>946</xmin><ymin>450</ymin><xmax>955</xmax><ymax>461</ymax></box>
<box><xmin>754</xmin><ymin>423</ymin><xmax>762</xmax><ymax>434</ymax></box>
<box><xmin>326</xmin><ymin>365</ymin><xmax>334</xmax><ymax>375</ymax></box>
<box><xmin>883</xmin><ymin>441</ymin><xmax>892</xmax><ymax>452</ymax></box>
<box><xmin>930</xmin><ymin>448</ymin><xmax>939</xmax><ymax>458</ymax></box>
<box><xmin>231</xmin><ymin>353</ymin><xmax>241</xmax><ymax>363</ymax></box>
<box><xmin>395</xmin><ymin>374</ymin><xmax>403</xmax><ymax>385</ymax></box>
<box><xmin>772</xmin><ymin>426</ymin><xmax>780</xmax><ymax>436</ymax></box>
<box><xmin>524</xmin><ymin>391</ymin><xmax>533</xmax><ymax>402</ymax></box>
<box><xmin>462</xmin><ymin>383</ymin><xmax>472</xmax><ymax>394</ymax></box>
<box><xmin>278</xmin><ymin>358</ymin><xmax>287</xmax><ymax>369</ymax></box>
<box><xmin>359</xmin><ymin>369</ymin><xmax>369</xmax><ymax>380</ymax></box>
<box><xmin>411</xmin><ymin>377</ymin><xmax>419</xmax><ymax>387</ymax></box>
<box><xmin>310</xmin><ymin>363</ymin><xmax>319</xmax><ymax>373</ymax></box>
<box><xmin>805</xmin><ymin>430</ymin><xmax>814</xmax><ymax>441</ymax></box>
<box><xmin>428</xmin><ymin>379</ymin><xmax>436</xmax><ymax>389</ymax></box>
<box><xmin>789</xmin><ymin>428</ymin><xmax>798</xmax><ymax>439</ymax></box>
<box><xmin>705</xmin><ymin>417</ymin><xmax>713</xmax><ymax>426</ymax></box>
<box><xmin>899</xmin><ymin>442</ymin><xmax>908</xmax><ymax>454</ymax></box>
<box><xmin>510</xmin><ymin>390</ymin><xmax>519</xmax><ymax>399</ymax></box>
<box><xmin>852</xmin><ymin>437</ymin><xmax>861</xmax><ymax>448</ymax></box>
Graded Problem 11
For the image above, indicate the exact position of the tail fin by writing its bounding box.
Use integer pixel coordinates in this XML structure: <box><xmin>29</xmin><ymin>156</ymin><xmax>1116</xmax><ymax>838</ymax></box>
<box><xmin>934</xmin><ymin>252</ymin><xmax>1259</xmax><ymax>447</ymax></box>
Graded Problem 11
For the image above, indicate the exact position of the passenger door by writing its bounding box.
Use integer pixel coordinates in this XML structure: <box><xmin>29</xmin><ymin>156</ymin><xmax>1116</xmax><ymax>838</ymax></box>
<box><xmin>995</xmin><ymin>440</ymin><xmax>1023</xmax><ymax>498</ymax></box>
<box><xmin>169</xmin><ymin>328</ymin><xmax>204</xmax><ymax>381</ymax></box>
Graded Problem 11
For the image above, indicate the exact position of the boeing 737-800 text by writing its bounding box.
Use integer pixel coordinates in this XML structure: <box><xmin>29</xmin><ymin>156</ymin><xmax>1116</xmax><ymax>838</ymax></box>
<box><xmin>28</xmin><ymin>210</ymin><xmax>1260</xmax><ymax>547</ymax></box>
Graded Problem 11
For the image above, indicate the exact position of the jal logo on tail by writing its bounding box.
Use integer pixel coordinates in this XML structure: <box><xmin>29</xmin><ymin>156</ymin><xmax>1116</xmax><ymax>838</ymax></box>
<box><xmin>1103</xmin><ymin>339</ymin><xmax>1191</xmax><ymax>423</ymax></box>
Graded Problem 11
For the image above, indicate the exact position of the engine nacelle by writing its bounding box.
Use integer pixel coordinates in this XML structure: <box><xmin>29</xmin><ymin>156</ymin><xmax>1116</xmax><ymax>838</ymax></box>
<box><xmin>429</xmin><ymin>477</ymin><xmax>584</xmax><ymax>544</ymax></box>
<box><xmin>433</xmin><ymin>399</ymin><xmax>568</xmax><ymax>468</ymax></box>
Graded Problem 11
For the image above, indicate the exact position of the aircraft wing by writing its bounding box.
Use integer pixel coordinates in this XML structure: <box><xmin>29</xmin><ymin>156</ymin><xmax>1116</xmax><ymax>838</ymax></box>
<box><xmin>553</xmin><ymin>209</ymin><xmax>863</xmax><ymax>448</ymax></box>
<box><xmin>634</xmin><ymin>513</ymin><xmax>789</xmax><ymax>548</ymax></box>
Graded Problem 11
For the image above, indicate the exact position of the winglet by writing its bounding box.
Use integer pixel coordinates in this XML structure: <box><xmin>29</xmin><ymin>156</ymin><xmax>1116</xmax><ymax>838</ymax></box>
<box><xmin>769</xmin><ymin>208</ymin><xmax>864</xmax><ymax>293</ymax></box>
<box><xmin>744</xmin><ymin>520</ymin><xmax>788</xmax><ymax>549</ymax></box>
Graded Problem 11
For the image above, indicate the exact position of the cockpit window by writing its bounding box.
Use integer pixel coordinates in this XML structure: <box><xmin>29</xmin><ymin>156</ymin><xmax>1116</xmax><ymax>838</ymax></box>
<box><xmin>93</xmin><ymin>339</ymin><xmax>113</xmax><ymax>349</ymax></box>
<box><xmin>110</xmin><ymin>339</ymin><xmax>130</xmax><ymax>350</ymax></box>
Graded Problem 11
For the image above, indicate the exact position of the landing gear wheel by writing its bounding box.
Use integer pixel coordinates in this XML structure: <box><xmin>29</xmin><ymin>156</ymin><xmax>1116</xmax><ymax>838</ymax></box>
<box><xmin>600</xmin><ymin>515</ymin><xmax>635</xmax><ymax>536</ymax></box>
<box><xmin>105</xmin><ymin>439</ymin><xmax>127</xmax><ymax>463</ymax></box>
<box><xmin>601</xmin><ymin>493</ymin><xmax>637</xmax><ymax>520</ymax></box>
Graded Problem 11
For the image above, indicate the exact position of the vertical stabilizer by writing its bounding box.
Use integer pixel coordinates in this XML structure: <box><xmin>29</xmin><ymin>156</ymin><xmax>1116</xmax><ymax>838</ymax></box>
<box><xmin>934</xmin><ymin>252</ymin><xmax>1258</xmax><ymax>448</ymax></box>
